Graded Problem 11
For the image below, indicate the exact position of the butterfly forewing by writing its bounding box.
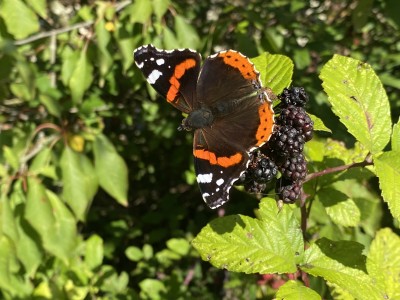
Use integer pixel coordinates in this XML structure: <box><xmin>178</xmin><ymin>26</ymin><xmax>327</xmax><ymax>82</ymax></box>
<box><xmin>134</xmin><ymin>44</ymin><xmax>201</xmax><ymax>113</ymax></box>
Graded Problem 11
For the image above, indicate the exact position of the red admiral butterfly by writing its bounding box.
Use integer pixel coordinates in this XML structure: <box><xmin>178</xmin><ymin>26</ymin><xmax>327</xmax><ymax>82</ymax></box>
<box><xmin>134</xmin><ymin>45</ymin><xmax>274</xmax><ymax>209</ymax></box>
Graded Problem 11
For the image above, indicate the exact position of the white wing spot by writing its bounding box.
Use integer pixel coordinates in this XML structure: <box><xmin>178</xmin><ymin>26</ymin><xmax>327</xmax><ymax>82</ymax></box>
<box><xmin>216</xmin><ymin>178</ymin><xmax>224</xmax><ymax>186</ymax></box>
<box><xmin>216</xmin><ymin>188</ymin><xmax>220</xmax><ymax>192</ymax></box>
<box><xmin>147</xmin><ymin>70</ymin><xmax>162</xmax><ymax>84</ymax></box>
<box><xmin>156</xmin><ymin>58</ymin><xmax>165</xmax><ymax>65</ymax></box>
<box><xmin>203</xmin><ymin>193</ymin><xmax>210</xmax><ymax>198</ymax></box>
<box><xmin>136</xmin><ymin>61</ymin><xmax>144</xmax><ymax>68</ymax></box>
<box><xmin>150</xmin><ymin>57</ymin><xmax>155</xmax><ymax>61</ymax></box>
<box><xmin>197</xmin><ymin>173</ymin><xmax>213</xmax><ymax>183</ymax></box>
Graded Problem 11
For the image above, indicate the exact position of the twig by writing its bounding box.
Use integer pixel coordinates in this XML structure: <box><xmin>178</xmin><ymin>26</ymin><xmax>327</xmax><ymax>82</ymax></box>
<box><xmin>183</xmin><ymin>263</ymin><xmax>196</xmax><ymax>286</ymax></box>
<box><xmin>13</xmin><ymin>0</ymin><xmax>131</xmax><ymax>46</ymax></box>
<box><xmin>304</xmin><ymin>154</ymin><xmax>373</xmax><ymax>183</ymax></box>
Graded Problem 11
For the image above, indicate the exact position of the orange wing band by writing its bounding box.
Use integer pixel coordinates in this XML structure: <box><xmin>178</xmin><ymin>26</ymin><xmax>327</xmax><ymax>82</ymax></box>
<box><xmin>194</xmin><ymin>149</ymin><xmax>242</xmax><ymax>168</ymax></box>
<box><xmin>166</xmin><ymin>59</ymin><xmax>197</xmax><ymax>102</ymax></box>
<box><xmin>218</xmin><ymin>51</ymin><xmax>258</xmax><ymax>80</ymax></box>
<box><xmin>255</xmin><ymin>102</ymin><xmax>274</xmax><ymax>146</ymax></box>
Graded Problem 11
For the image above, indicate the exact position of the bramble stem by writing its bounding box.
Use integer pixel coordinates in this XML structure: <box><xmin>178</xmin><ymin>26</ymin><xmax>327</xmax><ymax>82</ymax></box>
<box><xmin>304</xmin><ymin>154</ymin><xmax>373</xmax><ymax>183</ymax></box>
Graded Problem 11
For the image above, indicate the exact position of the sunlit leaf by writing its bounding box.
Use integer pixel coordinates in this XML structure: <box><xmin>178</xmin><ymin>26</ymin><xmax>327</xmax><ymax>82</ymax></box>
<box><xmin>192</xmin><ymin>199</ymin><xmax>303</xmax><ymax>274</ymax></box>
<box><xmin>374</xmin><ymin>151</ymin><xmax>400</xmax><ymax>221</ymax></box>
<box><xmin>251</xmin><ymin>52</ymin><xmax>293</xmax><ymax>94</ymax></box>
<box><xmin>93</xmin><ymin>134</ymin><xmax>128</xmax><ymax>206</ymax></box>
<box><xmin>0</xmin><ymin>0</ymin><xmax>39</xmax><ymax>39</ymax></box>
<box><xmin>320</xmin><ymin>55</ymin><xmax>391</xmax><ymax>154</ymax></box>
<box><xmin>367</xmin><ymin>228</ymin><xmax>400</xmax><ymax>299</ymax></box>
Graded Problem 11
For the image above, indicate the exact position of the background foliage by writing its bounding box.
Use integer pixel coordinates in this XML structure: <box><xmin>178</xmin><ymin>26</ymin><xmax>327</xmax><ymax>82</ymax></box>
<box><xmin>0</xmin><ymin>0</ymin><xmax>400</xmax><ymax>299</ymax></box>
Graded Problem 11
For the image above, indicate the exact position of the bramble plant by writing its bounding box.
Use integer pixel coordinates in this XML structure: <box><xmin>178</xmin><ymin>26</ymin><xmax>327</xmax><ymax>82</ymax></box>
<box><xmin>192</xmin><ymin>53</ymin><xmax>399</xmax><ymax>299</ymax></box>
<box><xmin>1</xmin><ymin>0</ymin><xmax>400</xmax><ymax>299</ymax></box>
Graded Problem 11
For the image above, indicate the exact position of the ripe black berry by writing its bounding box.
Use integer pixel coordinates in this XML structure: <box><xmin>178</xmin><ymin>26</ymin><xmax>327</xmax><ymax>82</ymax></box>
<box><xmin>279</xmin><ymin>153</ymin><xmax>307</xmax><ymax>181</ymax></box>
<box><xmin>278</xmin><ymin>105</ymin><xmax>314</xmax><ymax>142</ymax></box>
<box><xmin>276</xmin><ymin>178</ymin><xmax>301</xmax><ymax>204</ymax></box>
<box><xmin>279</xmin><ymin>87</ymin><xmax>309</xmax><ymax>107</ymax></box>
<box><xmin>268</xmin><ymin>126</ymin><xmax>305</xmax><ymax>157</ymax></box>
<box><xmin>244</xmin><ymin>181</ymin><xmax>267</xmax><ymax>194</ymax></box>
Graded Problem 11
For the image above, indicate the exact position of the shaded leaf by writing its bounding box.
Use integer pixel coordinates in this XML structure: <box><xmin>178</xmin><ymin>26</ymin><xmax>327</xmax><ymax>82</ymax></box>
<box><xmin>317</xmin><ymin>187</ymin><xmax>361</xmax><ymax>227</ymax></box>
<box><xmin>302</xmin><ymin>238</ymin><xmax>381</xmax><ymax>299</ymax></box>
<box><xmin>320</xmin><ymin>55</ymin><xmax>391</xmax><ymax>154</ymax></box>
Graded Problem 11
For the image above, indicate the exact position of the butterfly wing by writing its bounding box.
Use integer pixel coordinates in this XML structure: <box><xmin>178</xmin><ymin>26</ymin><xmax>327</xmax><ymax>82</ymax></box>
<box><xmin>194</xmin><ymin>50</ymin><xmax>274</xmax><ymax>208</ymax></box>
<box><xmin>134</xmin><ymin>44</ymin><xmax>201</xmax><ymax>113</ymax></box>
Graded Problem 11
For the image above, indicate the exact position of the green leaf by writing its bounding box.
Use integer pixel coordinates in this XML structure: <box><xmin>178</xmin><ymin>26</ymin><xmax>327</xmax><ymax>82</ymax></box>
<box><xmin>367</xmin><ymin>228</ymin><xmax>400</xmax><ymax>299</ymax></box>
<box><xmin>392</xmin><ymin>119</ymin><xmax>400</xmax><ymax>151</ymax></box>
<box><xmin>152</xmin><ymin>0</ymin><xmax>170</xmax><ymax>20</ymax></box>
<box><xmin>276</xmin><ymin>280</ymin><xmax>321</xmax><ymax>300</ymax></box>
<box><xmin>293</xmin><ymin>48</ymin><xmax>311</xmax><ymax>70</ymax></box>
<box><xmin>3</xmin><ymin>145</ymin><xmax>19</xmax><ymax>171</ymax></box>
<box><xmin>374</xmin><ymin>151</ymin><xmax>400</xmax><ymax>221</ymax></box>
<box><xmin>302</xmin><ymin>238</ymin><xmax>382</xmax><ymax>299</ymax></box>
<box><xmin>15</xmin><ymin>213</ymin><xmax>43</xmax><ymax>277</ymax></box>
<box><xmin>352</xmin><ymin>0</ymin><xmax>373</xmax><ymax>31</ymax></box>
<box><xmin>69</xmin><ymin>50</ymin><xmax>93</xmax><ymax>105</ymax></box>
<box><xmin>142</xmin><ymin>244</ymin><xmax>153</xmax><ymax>260</ymax></box>
<box><xmin>26</xmin><ymin>0</ymin><xmax>47</xmax><ymax>19</ymax></box>
<box><xmin>327</xmin><ymin>282</ymin><xmax>356</xmax><ymax>300</ymax></box>
<box><xmin>174</xmin><ymin>15</ymin><xmax>200</xmax><ymax>49</ymax></box>
<box><xmin>128</xmin><ymin>0</ymin><xmax>153</xmax><ymax>24</ymax></box>
<box><xmin>125</xmin><ymin>246</ymin><xmax>143</xmax><ymax>262</ymax></box>
<box><xmin>0</xmin><ymin>194</ymin><xmax>18</xmax><ymax>242</ymax></box>
<box><xmin>139</xmin><ymin>279</ymin><xmax>166</xmax><ymax>300</ymax></box>
<box><xmin>192</xmin><ymin>198</ymin><xmax>303</xmax><ymax>274</ymax></box>
<box><xmin>320</xmin><ymin>55</ymin><xmax>391</xmax><ymax>154</ymax></box>
<box><xmin>93</xmin><ymin>134</ymin><xmax>128</xmax><ymax>206</ymax></box>
<box><xmin>95</xmin><ymin>19</ymin><xmax>113</xmax><ymax>78</ymax></box>
<box><xmin>309</xmin><ymin>114</ymin><xmax>332</xmax><ymax>133</ymax></box>
<box><xmin>0</xmin><ymin>0</ymin><xmax>39</xmax><ymax>39</ymax></box>
<box><xmin>61</xmin><ymin>47</ymin><xmax>79</xmax><ymax>86</ymax></box>
<box><xmin>317</xmin><ymin>187</ymin><xmax>361</xmax><ymax>227</ymax></box>
<box><xmin>85</xmin><ymin>235</ymin><xmax>104</xmax><ymax>270</ymax></box>
<box><xmin>0</xmin><ymin>235</ymin><xmax>33</xmax><ymax>297</ymax></box>
<box><xmin>25</xmin><ymin>178</ymin><xmax>77</xmax><ymax>262</ymax></box>
<box><xmin>251</xmin><ymin>52</ymin><xmax>293</xmax><ymax>94</ymax></box>
<box><xmin>166</xmin><ymin>238</ymin><xmax>190</xmax><ymax>256</ymax></box>
<box><xmin>60</xmin><ymin>147</ymin><xmax>98</xmax><ymax>221</ymax></box>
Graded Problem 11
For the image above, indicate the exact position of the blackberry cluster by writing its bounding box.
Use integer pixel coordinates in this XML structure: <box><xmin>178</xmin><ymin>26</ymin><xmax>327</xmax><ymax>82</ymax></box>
<box><xmin>263</xmin><ymin>87</ymin><xmax>313</xmax><ymax>204</ymax></box>
<box><xmin>239</xmin><ymin>87</ymin><xmax>313</xmax><ymax>204</ymax></box>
